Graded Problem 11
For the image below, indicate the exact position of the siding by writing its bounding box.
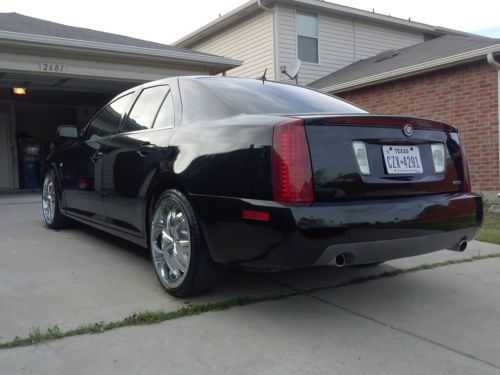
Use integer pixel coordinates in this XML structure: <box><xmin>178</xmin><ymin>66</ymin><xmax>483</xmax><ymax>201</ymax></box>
<box><xmin>190</xmin><ymin>10</ymin><xmax>275</xmax><ymax>79</ymax></box>
<box><xmin>276</xmin><ymin>5</ymin><xmax>424</xmax><ymax>85</ymax></box>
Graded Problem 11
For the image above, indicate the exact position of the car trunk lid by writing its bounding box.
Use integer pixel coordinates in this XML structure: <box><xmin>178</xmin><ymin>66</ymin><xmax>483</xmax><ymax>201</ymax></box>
<box><xmin>301</xmin><ymin>115</ymin><xmax>466</xmax><ymax>201</ymax></box>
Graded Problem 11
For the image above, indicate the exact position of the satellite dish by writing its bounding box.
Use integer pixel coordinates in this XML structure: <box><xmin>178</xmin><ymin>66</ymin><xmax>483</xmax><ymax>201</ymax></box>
<box><xmin>281</xmin><ymin>59</ymin><xmax>302</xmax><ymax>84</ymax></box>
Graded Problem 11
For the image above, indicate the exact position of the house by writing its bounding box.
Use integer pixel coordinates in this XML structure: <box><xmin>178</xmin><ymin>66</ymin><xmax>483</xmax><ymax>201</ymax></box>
<box><xmin>0</xmin><ymin>13</ymin><xmax>241</xmax><ymax>190</ymax></box>
<box><xmin>308</xmin><ymin>35</ymin><xmax>500</xmax><ymax>199</ymax></box>
<box><xmin>173</xmin><ymin>0</ymin><xmax>469</xmax><ymax>85</ymax></box>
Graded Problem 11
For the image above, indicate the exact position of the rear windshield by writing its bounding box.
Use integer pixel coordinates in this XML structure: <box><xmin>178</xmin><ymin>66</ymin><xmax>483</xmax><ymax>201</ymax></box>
<box><xmin>180</xmin><ymin>77</ymin><xmax>366</xmax><ymax>123</ymax></box>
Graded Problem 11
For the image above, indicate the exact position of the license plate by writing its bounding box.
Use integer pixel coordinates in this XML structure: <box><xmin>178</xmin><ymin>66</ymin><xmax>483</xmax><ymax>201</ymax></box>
<box><xmin>382</xmin><ymin>145</ymin><xmax>423</xmax><ymax>174</ymax></box>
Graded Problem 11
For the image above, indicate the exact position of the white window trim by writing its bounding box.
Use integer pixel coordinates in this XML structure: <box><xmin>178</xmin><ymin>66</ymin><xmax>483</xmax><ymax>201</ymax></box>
<box><xmin>295</xmin><ymin>9</ymin><xmax>320</xmax><ymax>65</ymax></box>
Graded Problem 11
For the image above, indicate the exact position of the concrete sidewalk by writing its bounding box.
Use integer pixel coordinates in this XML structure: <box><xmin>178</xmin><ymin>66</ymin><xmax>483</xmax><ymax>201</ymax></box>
<box><xmin>1</xmin><ymin>259</ymin><xmax>499</xmax><ymax>374</ymax></box>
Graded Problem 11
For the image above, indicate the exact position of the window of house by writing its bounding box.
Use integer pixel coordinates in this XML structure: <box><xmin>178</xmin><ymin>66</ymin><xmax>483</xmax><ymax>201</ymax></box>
<box><xmin>296</xmin><ymin>11</ymin><xmax>318</xmax><ymax>64</ymax></box>
<box><xmin>85</xmin><ymin>93</ymin><xmax>132</xmax><ymax>140</ymax></box>
<box><xmin>123</xmin><ymin>85</ymin><xmax>170</xmax><ymax>132</ymax></box>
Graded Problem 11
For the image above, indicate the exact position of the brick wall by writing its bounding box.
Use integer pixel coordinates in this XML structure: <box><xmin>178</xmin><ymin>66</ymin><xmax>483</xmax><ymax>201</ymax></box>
<box><xmin>338</xmin><ymin>60</ymin><xmax>499</xmax><ymax>192</ymax></box>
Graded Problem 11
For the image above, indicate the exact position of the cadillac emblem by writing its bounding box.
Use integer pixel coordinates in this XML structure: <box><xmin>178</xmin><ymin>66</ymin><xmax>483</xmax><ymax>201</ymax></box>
<box><xmin>403</xmin><ymin>124</ymin><xmax>413</xmax><ymax>137</ymax></box>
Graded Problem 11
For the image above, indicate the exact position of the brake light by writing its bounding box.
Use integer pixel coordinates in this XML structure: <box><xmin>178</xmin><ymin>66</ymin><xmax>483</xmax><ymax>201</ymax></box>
<box><xmin>459</xmin><ymin>136</ymin><xmax>471</xmax><ymax>193</ymax></box>
<box><xmin>272</xmin><ymin>118</ymin><xmax>314</xmax><ymax>204</ymax></box>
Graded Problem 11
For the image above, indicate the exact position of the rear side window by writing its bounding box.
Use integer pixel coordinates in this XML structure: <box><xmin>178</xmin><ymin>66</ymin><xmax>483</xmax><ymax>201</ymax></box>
<box><xmin>85</xmin><ymin>94</ymin><xmax>131</xmax><ymax>140</ymax></box>
<box><xmin>123</xmin><ymin>85</ymin><xmax>170</xmax><ymax>132</ymax></box>
<box><xmin>153</xmin><ymin>91</ymin><xmax>175</xmax><ymax>129</ymax></box>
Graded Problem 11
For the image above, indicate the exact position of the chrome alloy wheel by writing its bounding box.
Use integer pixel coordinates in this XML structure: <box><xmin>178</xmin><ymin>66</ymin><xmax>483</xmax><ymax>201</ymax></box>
<box><xmin>42</xmin><ymin>174</ymin><xmax>56</xmax><ymax>225</ymax></box>
<box><xmin>150</xmin><ymin>198</ymin><xmax>191</xmax><ymax>289</ymax></box>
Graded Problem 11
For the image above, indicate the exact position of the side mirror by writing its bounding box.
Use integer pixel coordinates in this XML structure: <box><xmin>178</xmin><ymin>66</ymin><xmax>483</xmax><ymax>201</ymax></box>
<box><xmin>57</xmin><ymin>125</ymin><xmax>79</xmax><ymax>140</ymax></box>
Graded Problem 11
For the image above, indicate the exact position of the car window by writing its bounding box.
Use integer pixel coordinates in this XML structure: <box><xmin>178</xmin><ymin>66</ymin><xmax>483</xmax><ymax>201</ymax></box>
<box><xmin>153</xmin><ymin>91</ymin><xmax>175</xmax><ymax>129</ymax></box>
<box><xmin>85</xmin><ymin>94</ymin><xmax>132</xmax><ymax>140</ymax></box>
<box><xmin>181</xmin><ymin>78</ymin><xmax>365</xmax><ymax>123</ymax></box>
<box><xmin>123</xmin><ymin>85</ymin><xmax>170</xmax><ymax>132</ymax></box>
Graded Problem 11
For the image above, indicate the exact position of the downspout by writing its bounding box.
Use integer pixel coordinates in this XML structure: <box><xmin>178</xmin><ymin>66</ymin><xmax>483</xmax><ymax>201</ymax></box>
<box><xmin>257</xmin><ymin>0</ymin><xmax>277</xmax><ymax>80</ymax></box>
<box><xmin>487</xmin><ymin>52</ymin><xmax>500</xmax><ymax>70</ymax></box>
<box><xmin>487</xmin><ymin>53</ymin><xmax>500</xmax><ymax>194</ymax></box>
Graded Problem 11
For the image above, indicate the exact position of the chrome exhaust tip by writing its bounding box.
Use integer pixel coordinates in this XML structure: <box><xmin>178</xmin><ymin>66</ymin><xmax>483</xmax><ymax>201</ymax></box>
<box><xmin>449</xmin><ymin>239</ymin><xmax>468</xmax><ymax>252</ymax></box>
<box><xmin>333</xmin><ymin>254</ymin><xmax>346</xmax><ymax>268</ymax></box>
<box><xmin>457</xmin><ymin>240</ymin><xmax>468</xmax><ymax>252</ymax></box>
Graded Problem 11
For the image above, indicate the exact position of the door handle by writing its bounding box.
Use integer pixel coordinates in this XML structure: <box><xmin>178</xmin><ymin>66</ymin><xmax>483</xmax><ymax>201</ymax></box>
<box><xmin>90</xmin><ymin>151</ymin><xmax>103</xmax><ymax>162</ymax></box>
<box><xmin>137</xmin><ymin>144</ymin><xmax>156</xmax><ymax>157</ymax></box>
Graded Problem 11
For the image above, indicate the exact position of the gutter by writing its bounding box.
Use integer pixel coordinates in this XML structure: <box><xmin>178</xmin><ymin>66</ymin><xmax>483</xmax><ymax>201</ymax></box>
<box><xmin>319</xmin><ymin>44</ymin><xmax>500</xmax><ymax>94</ymax></box>
<box><xmin>0</xmin><ymin>30</ymin><xmax>242</xmax><ymax>71</ymax></box>
<box><xmin>487</xmin><ymin>52</ymin><xmax>500</xmax><ymax>71</ymax></box>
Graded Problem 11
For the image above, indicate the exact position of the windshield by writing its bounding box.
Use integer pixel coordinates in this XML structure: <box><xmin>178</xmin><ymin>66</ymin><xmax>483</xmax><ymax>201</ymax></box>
<box><xmin>180</xmin><ymin>77</ymin><xmax>366</xmax><ymax>123</ymax></box>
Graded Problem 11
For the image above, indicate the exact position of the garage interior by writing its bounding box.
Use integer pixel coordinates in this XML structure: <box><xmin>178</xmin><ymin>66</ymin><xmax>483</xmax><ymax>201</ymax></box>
<box><xmin>0</xmin><ymin>72</ymin><xmax>135</xmax><ymax>190</ymax></box>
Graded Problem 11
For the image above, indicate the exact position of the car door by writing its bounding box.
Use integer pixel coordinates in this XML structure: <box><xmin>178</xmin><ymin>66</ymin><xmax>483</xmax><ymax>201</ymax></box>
<box><xmin>101</xmin><ymin>84</ymin><xmax>179</xmax><ymax>237</ymax></box>
<box><xmin>61</xmin><ymin>93</ymin><xmax>133</xmax><ymax>222</ymax></box>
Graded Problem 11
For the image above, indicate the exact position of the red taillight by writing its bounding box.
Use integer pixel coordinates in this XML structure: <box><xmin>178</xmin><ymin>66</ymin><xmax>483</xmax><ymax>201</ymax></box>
<box><xmin>459</xmin><ymin>136</ymin><xmax>471</xmax><ymax>193</ymax></box>
<box><xmin>272</xmin><ymin>118</ymin><xmax>314</xmax><ymax>204</ymax></box>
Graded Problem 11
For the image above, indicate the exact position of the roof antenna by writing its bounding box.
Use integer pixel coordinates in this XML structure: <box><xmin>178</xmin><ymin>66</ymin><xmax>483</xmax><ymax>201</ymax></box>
<box><xmin>259</xmin><ymin>68</ymin><xmax>267</xmax><ymax>83</ymax></box>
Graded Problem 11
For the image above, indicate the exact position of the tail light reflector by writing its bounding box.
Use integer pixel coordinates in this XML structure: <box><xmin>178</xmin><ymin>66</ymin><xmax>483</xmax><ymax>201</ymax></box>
<box><xmin>242</xmin><ymin>210</ymin><xmax>270</xmax><ymax>221</ymax></box>
<box><xmin>272</xmin><ymin>118</ymin><xmax>314</xmax><ymax>204</ymax></box>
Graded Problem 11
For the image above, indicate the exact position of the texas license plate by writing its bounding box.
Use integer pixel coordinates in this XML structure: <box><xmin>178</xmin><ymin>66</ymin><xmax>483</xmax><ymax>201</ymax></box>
<box><xmin>382</xmin><ymin>145</ymin><xmax>423</xmax><ymax>174</ymax></box>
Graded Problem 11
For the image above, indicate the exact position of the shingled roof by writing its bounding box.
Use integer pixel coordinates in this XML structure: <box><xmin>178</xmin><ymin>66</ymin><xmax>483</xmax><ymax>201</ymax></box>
<box><xmin>0</xmin><ymin>12</ymin><xmax>229</xmax><ymax>59</ymax></box>
<box><xmin>309</xmin><ymin>35</ymin><xmax>500</xmax><ymax>92</ymax></box>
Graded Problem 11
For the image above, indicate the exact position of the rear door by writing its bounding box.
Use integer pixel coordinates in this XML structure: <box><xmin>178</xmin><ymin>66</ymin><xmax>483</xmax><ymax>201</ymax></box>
<box><xmin>62</xmin><ymin>93</ymin><xmax>132</xmax><ymax>222</ymax></box>
<box><xmin>101</xmin><ymin>84</ymin><xmax>178</xmax><ymax>237</ymax></box>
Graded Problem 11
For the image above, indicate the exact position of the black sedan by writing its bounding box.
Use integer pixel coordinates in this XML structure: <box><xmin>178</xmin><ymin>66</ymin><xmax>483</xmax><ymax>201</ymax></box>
<box><xmin>42</xmin><ymin>76</ymin><xmax>483</xmax><ymax>297</ymax></box>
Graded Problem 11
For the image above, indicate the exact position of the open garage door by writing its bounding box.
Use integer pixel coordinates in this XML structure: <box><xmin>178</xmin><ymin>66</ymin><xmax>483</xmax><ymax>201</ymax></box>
<box><xmin>0</xmin><ymin>72</ymin><xmax>140</xmax><ymax>190</ymax></box>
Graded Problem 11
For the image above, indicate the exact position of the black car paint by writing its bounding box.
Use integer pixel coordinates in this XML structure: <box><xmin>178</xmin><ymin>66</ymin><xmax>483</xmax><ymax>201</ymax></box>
<box><xmin>45</xmin><ymin>76</ymin><xmax>483</xmax><ymax>269</ymax></box>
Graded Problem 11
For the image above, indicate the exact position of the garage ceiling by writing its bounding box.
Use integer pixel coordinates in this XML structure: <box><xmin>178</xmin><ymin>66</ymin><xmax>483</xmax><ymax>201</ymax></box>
<box><xmin>0</xmin><ymin>71</ymin><xmax>137</xmax><ymax>94</ymax></box>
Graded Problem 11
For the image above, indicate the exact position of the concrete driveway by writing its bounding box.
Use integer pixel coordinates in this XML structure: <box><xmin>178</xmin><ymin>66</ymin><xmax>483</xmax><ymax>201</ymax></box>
<box><xmin>1</xmin><ymin>194</ymin><xmax>499</xmax><ymax>374</ymax></box>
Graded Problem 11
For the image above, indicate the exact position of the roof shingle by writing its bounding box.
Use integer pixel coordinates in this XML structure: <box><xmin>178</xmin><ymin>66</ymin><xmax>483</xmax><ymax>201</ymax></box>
<box><xmin>309</xmin><ymin>35</ymin><xmax>500</xmax><ymax>91</ymax></box>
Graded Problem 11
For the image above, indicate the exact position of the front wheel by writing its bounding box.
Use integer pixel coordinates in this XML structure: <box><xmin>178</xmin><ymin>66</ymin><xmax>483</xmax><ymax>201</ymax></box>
<box><xmin>149</xmin><ymin>189</ymin><xmax>222</xmax><ymax>297</ymax></box>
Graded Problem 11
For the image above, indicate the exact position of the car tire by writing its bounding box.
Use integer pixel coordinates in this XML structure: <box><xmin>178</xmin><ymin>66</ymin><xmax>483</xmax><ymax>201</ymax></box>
<box><xmin>149</xmin><ymin>189</ymin><xmax>223</xmax><ymax>297</ymax></box>
<box><xmin>42</xmin><ymin>169</ymin><xmax>72</xmax><ymax>230</ymax></box>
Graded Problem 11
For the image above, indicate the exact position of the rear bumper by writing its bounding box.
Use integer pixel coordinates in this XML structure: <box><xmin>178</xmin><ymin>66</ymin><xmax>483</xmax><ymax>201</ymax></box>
<box><xmin>191</xmin><ymin>192</ymin><xmax>483</xmax><ymax>270</ymax></box>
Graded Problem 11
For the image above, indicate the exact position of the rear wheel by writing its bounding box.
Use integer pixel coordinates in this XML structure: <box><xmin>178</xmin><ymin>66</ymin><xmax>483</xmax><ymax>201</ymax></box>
<box><xmin>42</xmin><ymin>170</ymin><xmax>71</xmax><ymax>230</ymax></box>
<box><xmin>149</xmin><ymin>189</ymin><xmax>222</xmax><ymax>297</ymax></box>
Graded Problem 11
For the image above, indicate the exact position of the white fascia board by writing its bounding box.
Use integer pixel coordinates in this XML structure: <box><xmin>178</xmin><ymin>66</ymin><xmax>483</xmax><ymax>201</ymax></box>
<box><xmin>0</xmin><ymin>30</ymin><xmax>242</xmax><ymax>69</ymax></box>
<box><xmin>320</xmin><ymin>45</ymin><xmax>500</xmax><ymax>94</ymax></box>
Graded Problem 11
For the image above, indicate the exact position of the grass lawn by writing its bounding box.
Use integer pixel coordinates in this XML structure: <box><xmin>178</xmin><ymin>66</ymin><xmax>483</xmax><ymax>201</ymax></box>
<box><xmin>476</xmin><ymin>206</ymin><xmax>500</xmax><ymax>245</ymax></box>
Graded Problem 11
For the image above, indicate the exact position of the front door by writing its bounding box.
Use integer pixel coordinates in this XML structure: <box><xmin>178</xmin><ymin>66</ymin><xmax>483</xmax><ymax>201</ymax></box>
<box><xmin>61</xmin><ymin>93</ymin><xmax>133</xmax><ymax>222</ymax></box>
<box><xmin>101</xmin><ymin>84</ymin><xmax>177</xmax><ymax>237</ymax></box>
<box><xmin>0</xmin><ymin>112</ymin><xmax>13</xmax><ymax>189</ymax></box>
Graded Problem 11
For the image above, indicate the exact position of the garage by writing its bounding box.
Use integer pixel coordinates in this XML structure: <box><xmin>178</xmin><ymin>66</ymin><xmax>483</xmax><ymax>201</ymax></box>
<box><xmin>0</xmin><ymin>12</ymin><xmax>240</xmax><ymax>190</ymax></box>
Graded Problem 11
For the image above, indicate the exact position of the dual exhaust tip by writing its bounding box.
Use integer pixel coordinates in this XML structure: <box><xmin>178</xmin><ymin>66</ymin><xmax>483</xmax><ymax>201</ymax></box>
<box><xmin>333</xmin><ymin>238</ymin><xmax>468</xmax><ymax>268</ymax></box>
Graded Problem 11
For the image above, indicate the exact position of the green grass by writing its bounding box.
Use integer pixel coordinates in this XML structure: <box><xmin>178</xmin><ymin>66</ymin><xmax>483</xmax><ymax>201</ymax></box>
<box><xmin>476</xmin><ymin>206</ymin><xmax>500</xmax><ymax>245</ymax></box>
<box><xmin>2</xmin><ymin>252</ymin><xmax>500</xmax><ymax>350</ymax></box>
<box><xmin>0</xmin><ymin>296</ymin><xmax>291</xmax><ymax>350</ymax></box>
